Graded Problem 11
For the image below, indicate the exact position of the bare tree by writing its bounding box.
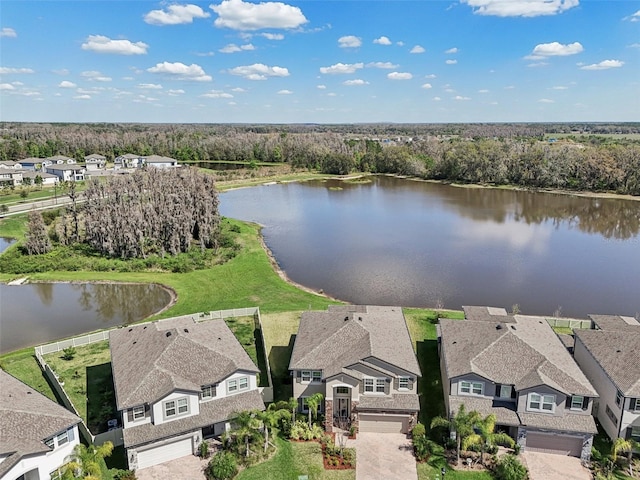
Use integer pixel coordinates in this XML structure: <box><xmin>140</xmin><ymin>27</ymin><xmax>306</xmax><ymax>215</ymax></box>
<box><xmin>25</xmin><ymin>210</ymin><xmax>51</xmax><ymax>255</ymax></box>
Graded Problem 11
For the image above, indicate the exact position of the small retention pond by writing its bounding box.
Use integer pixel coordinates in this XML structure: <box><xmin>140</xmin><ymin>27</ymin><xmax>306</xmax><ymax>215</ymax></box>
<box><xmin>0</xmin><ymin>282</ymin><xmax>173</xmax><ymax>354</ymax></box>
<box><xmin>0</xmin><ymin>237</ymin><xmax>15</xmax><ymax>254</ymax></box>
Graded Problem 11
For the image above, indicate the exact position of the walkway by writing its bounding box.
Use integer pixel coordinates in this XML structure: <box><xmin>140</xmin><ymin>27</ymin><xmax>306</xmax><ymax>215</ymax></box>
<box><xmin>136</xmin><ymin>455</ymin><xmax>208</xmax><ymax>480</ymax></box>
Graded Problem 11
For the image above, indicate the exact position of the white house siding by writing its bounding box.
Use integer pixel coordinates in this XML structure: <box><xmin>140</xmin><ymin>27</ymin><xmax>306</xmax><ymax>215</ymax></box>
<box><xmin>450</xmin><ymin>373</ymin><xmax>494</xmax><ymax>399</ymax></box>
<box><xmin>151</xmin><ymin>391</ymin><xmax>200</xmax><ymax>427</ymax></box>
<box><xmin>129</xmin><ymin>431</ymin><xmax>198</xmax><ymax>471</ymax></box>
<box><xmin>620</xmin><ymin>399</ymin><xmax>640</xmax><ymax>440</ymax></box>
<box><xmin>574</xmin><ymin>337</ymin><xmax>624</xmax><ymax>439</ymax></box>
<box><xmin>122</xmin><ymin>406</ymin><xmax>152</xmax><ymax>430</ymax></box>
<box><xmin>1</xmin><ymin>425</ymin><xmax>80</xmax><ymax>480</ymax></box>
<box><xmin>219</xmin><ymin>371</ymin><xmax>258</xmax><ymax>398</ymax></box>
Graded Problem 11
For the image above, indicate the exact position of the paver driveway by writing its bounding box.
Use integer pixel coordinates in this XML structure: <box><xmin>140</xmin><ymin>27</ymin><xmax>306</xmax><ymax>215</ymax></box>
<box><xmin>135</xmin><ymin>455</ymin><xmax>208</xmax><ymax>480</ymax></box>
<box><xmin>521</xmin><ymin>451</ymin><xmax>592</xmax><ymax>480</ymax></box>
<box><xmin>349</xmin><ymin>432</ymin><xmax>417</xmax><ymax>480</ymax></box>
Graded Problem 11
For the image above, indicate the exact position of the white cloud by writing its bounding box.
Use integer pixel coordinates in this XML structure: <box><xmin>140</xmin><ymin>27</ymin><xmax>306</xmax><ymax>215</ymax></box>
<box><xmin>552</xmin><ymin>85</ymin><xmax>568</xmax><ymax>90</ymax></box>
<box><xmin>210</xmin><ymin>0</ymin><xmax>308</xmax><ymax>30</ymax></box>
<box><xmin>623</xmin><ymin>9</ymin><xmax>640</xmax><ymax>22</ymax></box>
<box><xmin>201</xmin><ymin>90</ymin><xmax>234</xmax><ymax>98</ymax></box>
<box><xmin>148</xmin><ymin>62</ymin><xmax>212</xmax><ymax>81</ymax></box>
<box><xmin>52</xmin><ymin>69</ymin><xmax>69</xmax><ymax>75</ymax></box>
<box><xmin>366</xmin><ymin>62</ymin><xmax>399</xmax><ymax>69</ymax></box>
<box><xmin>195</xmin><ymin>51</ymin><xmax>216</xmax><ymax>57</ymax></box>
<box><xmin>219</xmin><ymin>43</ymin><xmax>255</xmax><ymax>53</ymax></box>
<box><xmin>338</xmin><ymin>35</ymin><xmax>362</xmax><ymax>48</ymax></box>
<box><xmin>410</xmin><ymin>45</ymin><xmax>425</xmax><ymax>54</ymax></box>
<box><xmin>144</xmin><ymin>4</ymin><xmax>210</xmax><ymax>25</ymax></box>
<box><xmin>327</xmin><ymin>92</ymin><xmax>337</xmax><ymax>96</ymax></box>
<box><xmin>421</xmin><ymin>83</ymin><xmax>432</xmax><ymax>89</ymax></box>
<box><xmin>425</xmin><ymin>74</ymin><xmax>437</xmax><ymax>79</ymax></box>
<box><xmin>58</xmin><ymin>81</ymin><xmax>77</xmax><ymax>88</ymax></box>
<box><xmin>320</xmin><ymin>62</ymin><xmax>364</xmax><ymax>74</ymax></box>
<box><xmin>12</xmin><ymin>81</ymin><xmax>24</xmax><ymax>86</ymax></box>
<box><xmin>261</xmin><ymin>32</ymin><xmax>284</xmax><ymax>40</ymax></box>
<box><xmin>231</xmin><ymin>87</ymin><xmax>247</xmax><ymax>92</ymax></box>
<box><xmin>81</xmin><ymin>71</ymin><xmax>112</xmax><ymax>82</ymax></box>
<box><xmin>0</xmin><ymin>27</ymin><xmax>17</xmax><ymax>38</ymax></box>
<box><xmin>446</xmin><ymin>59</ymin><xmax>458</xmax><ymax>65</ymax></box>
<box><xmin>168</xmin><ymin>89</ymin><xmax>185</xmax><ymax>95</ymax></box>
<box><xmin>387</xmin><ymin>72</ymin><xmax>413</xmax><ymax>80</ymax></box>
<box><xmin>317</xmin><ymin>84</ymin><xmax>326</xmax><ymax>89</ymax></box>
<box><xmin>373</xmin><ymin>36</ymin><xmax>392</xmax><ymax>45</ymax></box>
<box><xmin>0</xmin><ymin>83</ymin><xmax>15</xmax><ymax>90</ymax></box>
<box><xmin>580</xmin><ymin>59</ymin><xmax>624</xmax><ymax>70</ymax></box>
<box><xmin>343</xmin><ymin>79</ymin><xmax>369</xmax><ymax>86</ymax></box>
<box><xmin>0</xmin><ymin>67</ymin><xmax>34</xmax><ymax>74</ymax></box>
<box><xmin>538</xmin><ymin>98</ymin><xmax>554</xmax><ymax>103</ymax></box>
<box><xmin>454</xmin><ymin>95</ymin><xmax>471</xmax><ymax>100</ymax></box>
<box><xmin>527</xmin><ymin>61</ymin><xmax>549</xmax><ymax>68</ymax></box>
<box><xmin>445</xmin><ymin>47</ymin><xmax>458</xmax><ymax>54</ymax></box>
<box><xmin>433</xmin><ymin>96</ymin><xmax>441</xmax><ymax>101</ymax></box>
<box><xmin>478</xmin><ymin>89</ymin><xmax>490</xmax><ymax>93</ymax></box>
<box><xmin>396</xmin><ymin>41</ymin><xmax>404</xmax><ymax>46</ymax></box>
<box><xmin>81</xmin><ymin>35</ymin><xmax>148</xmax><ymax>55</ymax></box>
<box><xmin>74</xmin><ymin>94</ymin><xmax>91</xmax><ymax>99</ymax></box>
<box><xmin>227</xmin><ymin>63</ymin><xmax>289</xmax><ymax>80</ymax></box>
<box><xmin>277</xmin><ymin>89</ymin><xmax>293</xmax><ymax>94</ymax></box>
<box><xmin>628</xmin><ymin>43</ymin><xmax>640</xmax><ymax>48</ymax></box>
<box><xmin>526</xmin><ymin>41</ymin><xmax>583</xmax><ymax>60</ymax></box>
<box><xmin>461</xmin><ymin>0</ymin><xmax>579</xmax><ymax>17</ymax></box>
<box><xmin>138</xmin><ymin>83</ymin><xmax>163</xmax><ymax>89</ymax></box>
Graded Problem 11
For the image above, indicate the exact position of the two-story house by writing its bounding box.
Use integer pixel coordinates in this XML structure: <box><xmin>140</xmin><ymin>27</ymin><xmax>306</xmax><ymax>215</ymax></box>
<box><xmin>44</xmin><ymin>165</ymin><xmax>85</xmax><ymax>182</ymax></box>
<box><xmin>109</xmin><ymin>317</ymin><xmax>265</xmax><ymax>471</ymax></box>
<box><xmin>0</xmin><ymin>370</ymin><xmax>82</xmax><ymax>480</ymax></box>
<box><xmin>573</xmin><ymin>315</ymin><xmax>640</xmax><ymax>445</ymax></box>
<box><xmin>438</xmin><ymin>306</ymin><xmax>598</xmax><ymax>462</ymax></box>
<box><xmin>84</xmin><ymin>154</ymin><xmax>107</xmax><ymax>171</ymax></box>
<box><xmin>144</xmin><ymin>155</ymin><xmax>179</xmax><ymax>169</ymax></box>
<box><xmin>114</xmin><ymin>154</ymin><xmax>145</xmax><ymax>169</ymax></box>
<box><xmin>289</xmin><ymin>305</ymin><xmax>421</xmax><ymax>434</ymax></box>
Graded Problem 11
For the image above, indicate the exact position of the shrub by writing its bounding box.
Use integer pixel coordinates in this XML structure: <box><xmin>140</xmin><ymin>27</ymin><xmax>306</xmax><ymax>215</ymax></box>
<box><xmin>112</xmin><ymin>470</ymin><xmax>137</xmax><ymax>480</ymax></box>
<box><xmin>61</xmin><ymin>347</ymin><xmax>76</xmax><ymax>360</ymax></box>
<box><xmin>207</xmin><ymin>452</ymin><xmax>238</xmax><ymax>480</ymax></box>
<box><xmin>199</xmin><ymin>441</ymin><xmax>210</xmax><ymax>458</ymax></box>
<box><xmin>494</xmin><ymin>454</ymin><xmax>528</xmax><ymax>480</ymax></box>
<box><xmin>412</xmin><ymin>422</ymin><xmax>426</xmax><ymax>439</ymax></box>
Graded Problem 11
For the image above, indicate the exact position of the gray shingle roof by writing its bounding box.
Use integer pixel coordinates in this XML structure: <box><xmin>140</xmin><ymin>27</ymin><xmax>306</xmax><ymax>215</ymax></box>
<box><xmin>440</xmin><ymin>314</ymin><xmax>596</xmax><ymax>397</ymax></box>
<box><xmin>518</xmin><ymin>412</ymin><xmax>597</xmax><ymax>434</ymax></box>
<box><xmin>449</xmin><ymin>396</ymin><xmax>520</xmax><ymax>427</ymax></box>
<box><xmin>589</xmin><ymin>314</ymin><xmax>640</xmax><ymax>331</ymax></box>
<box><xmin>289</xmin><ymin>306</ymin><xmax>421</xmax><ymax>378</ymax></box>
<box><xmin>110</xmin><ymin>318</ymin><xmax>259</xmax><ymax>409</ymax></box>
<box><xmin>357</xmin><ymin>393</ymin><xmax>420</xmax><ymax>412</ymax></box>
<box><xmin>574</xmin><ymin>329</ymin><xmax>640</xmax><ymax>396</ymax></box>
<box><xmin>123</xmin><ymin>389</ymin><xmax>265</xmax><ymax>448</ymax></box>
<box><xmin>0</xmin><ymin>370</ymin><xmax>81</xmax><ymax>476</ymax></box>
<box><xmin>462</xmin><ymin>306</ymin><xmax>515</xmax><ymax>323</ymax></box>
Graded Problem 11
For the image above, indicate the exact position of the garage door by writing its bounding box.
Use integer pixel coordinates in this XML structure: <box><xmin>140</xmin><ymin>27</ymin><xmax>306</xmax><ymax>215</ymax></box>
<box><xmin>359</xmin><ymin>414</ymin><xmax>410</xmax><ymax>433</ymax></box>
<box><xmin>136</xmin><ymin>436</ymin><xmax>193</xmax><ymax>470</ymax></box>
<box><xmin>526</xmin><ymin>432</ymin><xmax>583</xmax><ymax>457</ymax></box>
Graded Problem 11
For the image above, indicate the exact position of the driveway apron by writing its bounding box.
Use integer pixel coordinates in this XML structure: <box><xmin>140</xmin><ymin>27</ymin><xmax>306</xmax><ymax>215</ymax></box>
<box><xmin>521</xmin><ymin>451</ymin><xmax>592</xmax><ymax>480</ymax></box>
<box><xmin>135</xmin><ymin>455</ymin><xmax>208</xmax><ymax>480</ymax></box>
<box><xmin>351</xmin><ymin>432</ymin><xmax>418</xmax><ymax>480</ymax></box>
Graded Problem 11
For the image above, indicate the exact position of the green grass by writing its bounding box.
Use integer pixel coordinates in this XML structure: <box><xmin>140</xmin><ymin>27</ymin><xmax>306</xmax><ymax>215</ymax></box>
<box><xmin>236</xmin><ymin>436</ymin><xmax>354</xmax><ymax>480</ymax></box>
<box><xmin>552</xmin><ymin>326</ymin><xmax>574</xmax><ymax>335</ymax></box>
<box><xmin>417</xmin><ymin>463</ymin><xmax>494</xmax><ymax>480</ymax></box>
<box><xmin>0</xmin><ymin>348</ymin><xmax>56</xmax><ymax>400</ymax></box>
<box><xmin>0</xmin><ymin>213</ymin><xmax>27</xmax><ymax>241</ymax></box>
<box><xmin>225</xmin><ymin>316</ymin><xmax>270</xmax><ymax>388</ymax></box>
<box><xmin>43</xmin><ymin>341</ymin><xmax>114</xmax><ymax>429</ymax></box>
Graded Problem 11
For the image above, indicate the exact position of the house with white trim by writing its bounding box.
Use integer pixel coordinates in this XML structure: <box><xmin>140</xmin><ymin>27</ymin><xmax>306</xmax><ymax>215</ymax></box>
<box><xmin>438</xmin><ymin>306</ymin><xmax>598</xmax><ymax>462</ymax></box>
<box><xmin>84</xmin><ymin>154</ymin><xmax>107</xmax><ymax>171</ymax></box>
<box><xmin>144</xmin><ymin>155</ymin><xmax>179</xmax><ymax>169</ymax></box>
<box><xmin>0</xmin><ymin>370</ymin><xmax>82</xmax><ymax>480</ymax></box>
<box><xmin>289</xmin><ymin>305</ymin><xmax>421</xmax><ymax>434</ymax></box>
<box><xmin>44</xmin><ymin>165</ymin><xmax>85</xmax><ymax>182</ymax></box>
<box><xmin>109</xmin><ymin>317</ymin><xmax>265</xmax><ymax>471</ymax></box>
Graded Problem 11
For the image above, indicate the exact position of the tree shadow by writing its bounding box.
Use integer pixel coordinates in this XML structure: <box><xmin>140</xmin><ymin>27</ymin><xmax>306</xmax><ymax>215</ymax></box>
<box><xmin>253</xmin><ymin>327</ymin><xmax>270</xmax><ymax>388</ymax></box>
<box><xmin>86</xmin><ymin>362</ymin><xmax>117</xmax><ymax>434</ymax></box>
<box><xmin>416</xmin><ymin>339</ymin><xmax>446</xmax><ymax>432</ymax></box>
<box><xmin>269</xmin><ymin>334</ymin><xmax>296</xmax><ymax>402</ymax></box>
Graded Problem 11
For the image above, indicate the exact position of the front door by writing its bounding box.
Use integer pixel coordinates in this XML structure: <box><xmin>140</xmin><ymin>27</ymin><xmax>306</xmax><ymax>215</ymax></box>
<box><xmin>336</xmin><ymin>397</ymin><xmax>350</xmax><ymax>419</ymax></box>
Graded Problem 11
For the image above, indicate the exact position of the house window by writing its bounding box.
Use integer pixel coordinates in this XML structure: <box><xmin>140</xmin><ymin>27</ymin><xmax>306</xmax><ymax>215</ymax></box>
<box><xmin>312</xmin><ymin>371</ymin><xmax>322</xmax><ymax>382</ymax></box>
<box><xmin>45</xmin><ymin>437</ymin><xmax>55</xmax><ymax>449</ymax></box>
<box><xmin>132</xmin><ymin>405</ymin><xmax>145</xmax><ymax>420</ymax></box>
<box><xmin>570</xmin><ymin>395</ymin><xmax>586</xmax><ymax>410</ymax></box>
<box><xmin>228</xmin><ymin>376</ymin><xmax>249</xmax><ymax>394</ymax></box>
<box><xmin>300</xmin><ymin>397</ymin><xmax>309</xmax><ymax>413</ymax></box>
<box><xmin>630</xmin><ymin>426</ymin><xmax>640</xmax><ymax>442</ymax></box>
<box><xmin>301</xmin><ymin>370</ymin><xmax>322</xmax><ymax>383</ymax></box>
<box><xmin>336</xmin><ymin>387</ymin><xmax>349</xmax><ymax>395</ymax></box>
<box><xmin>460</xmin><ymin>381</ymin><xmax>484</xmax><ymax>396</ymax></box>
<box><xmin>164</xmin><ymin>397</ymin><xmax>189</xmax><ymax>418</ymax></box>
<box><xmin>605</xmin><ymin>405</ymin><xmax>618</xmax><ymax>426</ymax></box>
<box><xmin>616</xmin><ymin>390</ymin><xmax>623</xmax><ymax>407</ymax></box>
<box><xmin>228</xmin><ymin>379</ymin><xmax>238</xmax><ymax>393</ymax></box>
<box><xmin>499</xmin><ymin>385</ymin><xmax>513</xmax><ymax>399</ymax></box>
<box><xmin>528</xmin><ymin>393</ymin><xmax>555</xmax><ymax>412</ymax></box>
<box><xmin>364</xmin><ymin>377</ymin><xmax>386</xmax><ymax>393</ymax></box>
<box><xmin>376</xmin><ymin>378</ymin><xmax>386</xmax><ymax>393</ymax></box>
<box><xmin>398</xmin><ymin>377</ymin><xmax>410</xmax><ymax>390</ymax></box>
<box><xmin>239</xmin><ymin>377</ymin><xmax>249</xmax><ymax>390</ymax></box>
<box><xmin>364</xmin><ymin>378</ymin><xmax>374</xmax><ymax>393</ymax></box>
<box><xmin>631</xmin><ymin>398</ymin><xmax>640</xmax><ymax>412</ymax></box>
<box><xmin>56</xmin><ymin>430</ymin><xmax>69</xmax><ymax>447</ymax></box>
<box><xmin>201</xmin><ymin>385</ymin><xmax>216</xmax><ymax>400</ymax></box>
<box><xmin>301</xmin><ymin>371</ymin><xmax>312</xmax><ymax>383</ymax></box>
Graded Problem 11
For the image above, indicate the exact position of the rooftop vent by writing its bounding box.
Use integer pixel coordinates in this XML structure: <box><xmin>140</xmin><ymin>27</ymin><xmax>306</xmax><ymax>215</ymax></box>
<box><xmin>510</xmin><ymin>325</ymin><xmax>517</xmax><ymax>330</ymax></box>
<box><xmin>133</xmin><ymin>341</ymin><xmax>137</xmax><ymax>345</ymax></box>
<box><xmin>184</xmin><ymin>328</ymin><xmax>189</xmax><ymax>333</ymax></box>
<box><xmin>166</xmin><ymin>331</ymin><xmax>172</xmax><ymax>337</ymax></box>
<box><xmin>496</xmin><ymin>324</ymin><xmax>503</xmax><ymax>330</ymax></box>
<box><xmin>344</xmin><ymin>316</ymin><xmax>349</xmax><ymax>321</ymax></box>
<box><xmin>143</xmin><ymin>326</ymin><xmax>147</xmax><ymax>329</ymax></box>
<box><xmin>128</xmin><ymin>328</ymin><xmax>133</xmax><ymax>332</ymax></box>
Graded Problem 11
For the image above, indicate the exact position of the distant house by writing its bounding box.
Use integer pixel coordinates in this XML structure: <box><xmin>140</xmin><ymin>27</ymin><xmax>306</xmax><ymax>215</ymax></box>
<box><xmin>84</xmin><ymin>154</ymin><xmax>107</xmax><ymax>171</ymax></box>
<box><xmin>144</xmin><ymin>155</ymin><xmax>179</xmax><ymax>169</ymax></box>
<box><xmin>573</xmin><ymin>315</ymin><xmax>640</xmax><ymax>444</ymax></box>
<box><xmin>45</xmin><ymin>164</ymin><xmax>85</xmax><ymax>182</ymax></box>
<box><xmin>17</xmin><ymin>158</ymin><xmax>45</xmax><ymax>171</ymax></box>
<box><xmin>0</xmin><ymin>369</ymin><xmax>82</xmax><ymax>480</ymax></box>
<box><xmin>439</xmin><ymin>306</ymin><xmax>598</xmax><ymax>461</ymax></box>
<box><xmin>114</xmin><ymin>153</ymin><xmax>145</xmax><ymax>169</ymax></box>
<box><xmin>289</xmin><ymin>305</ymin><xmax>421</xmax><ymax>434</ymax></box>
<box><xmin>109</xmin><ymin>317</ymin><xmax>265</xmax><ymax>470</ymax></box>
<box><xmin>0</xmin><ymin>161</ymin><xmax>22</xmax><ymax>169</ymax></box>
<box><xmin>45</xmin><ymin>155</ymin><xmax>75</xmax><ymax>165</ymax></box>
<box><xmin>19</xmin><ymin>170</ymin><xmax>59</xmax><ymax>186</ymax></box>
<box><xmin>0</xmin><ymin>169</ymin><xmax>23</xmax><ymax>187</ymax></box>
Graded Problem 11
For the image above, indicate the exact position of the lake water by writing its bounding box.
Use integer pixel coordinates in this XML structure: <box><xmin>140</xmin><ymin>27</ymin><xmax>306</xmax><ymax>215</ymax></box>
<box><xmin>0</xmin><ymin>282</ymin><xmax>172</xmax><ymax>354</ymax></box>
<box><xmin>220</xmin><ymin>176</ymin><xmax>640</xmax><ymax>318</ymax></box>
<box><xmin>0</xmin><ymin>237</ymin><xmax>14</xmax><ymax>254</ymax></box>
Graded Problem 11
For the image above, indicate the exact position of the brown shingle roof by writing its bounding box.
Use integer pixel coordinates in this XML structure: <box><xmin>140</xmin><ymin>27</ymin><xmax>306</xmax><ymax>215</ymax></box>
<box><xmin>518</xmin><ymin>412</ymin><xmax>597</xmax><ymax>434</ymax></box>
<box><xmin>574</xmin><ymin>329</ymin><xmax>640</xmax><ymax>396</ymax></box>
<box><xmin>289</xmin><ymin>306</ymin><xmax>421</xmax><ymax>378</ymax></box>
<box><xmin>0</xmin><ymin>370</ymin><xmax>81</xmax><ymax>476</ymax></box>
<box><xmin>110</xmin><ymin>318</ymin><xmax>259</xmax><ymax>409</ymax></box>
<box><xmin>589</xmin><ymin>314</ymin><xmax>640</xmax><ymax>331</ymax></box>
<box><xmin>357</xmin><ymin>393</ymin><xmax>420</xmax><ymax>412</ymax></box>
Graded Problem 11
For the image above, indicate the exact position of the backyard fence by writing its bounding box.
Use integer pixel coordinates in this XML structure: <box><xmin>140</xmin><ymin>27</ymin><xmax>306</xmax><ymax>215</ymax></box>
<box><xmin>545</xmin><ymin>317</ymin><xmax>593</xmax><ymax>330</ymax></box>
<box><xmin>35</xmin><ymin>331</ymin><xmax>110</xmax><ymax>357</ymax></box>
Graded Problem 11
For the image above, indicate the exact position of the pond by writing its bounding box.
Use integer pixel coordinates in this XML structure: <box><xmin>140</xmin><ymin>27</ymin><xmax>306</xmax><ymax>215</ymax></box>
<box><xmin>220</xmin><ymin>176</ymin><xmax>640</xmax><ymax>318</ymax></box>
<box><xmin>0</xmin><ymin>282</ymin><xmax>173</xmax><ymax>354</ymax></box>
<box><xmin>0</xmin><ymin>237</ymin><xmax>15</xmax><ymax>254</ymax></box>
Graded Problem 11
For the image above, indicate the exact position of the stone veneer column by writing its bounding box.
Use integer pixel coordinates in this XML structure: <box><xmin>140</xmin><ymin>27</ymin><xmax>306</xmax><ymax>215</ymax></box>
<box><xmin>324</xmin><ymin>400</ymin><xmax>333</xmax><ymax>432</ymax></box>
<box><xmin>351</xmin><ymin>401</ymin><xmax>359</xmax><ymax>433</ymax></box>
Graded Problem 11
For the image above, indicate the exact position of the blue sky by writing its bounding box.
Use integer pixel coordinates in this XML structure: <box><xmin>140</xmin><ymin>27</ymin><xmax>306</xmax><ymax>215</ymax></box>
<box><xmin>1</xmin><ymin>0</ymin><xmax>638</xmax><ymax>123</ymax></box>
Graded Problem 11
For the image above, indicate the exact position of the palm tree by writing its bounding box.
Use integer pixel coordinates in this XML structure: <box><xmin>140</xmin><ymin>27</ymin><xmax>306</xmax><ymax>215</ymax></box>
<box><xmin>287</xmin><ymin>397</ymin><xmax>298</xmax><ymax>424</ymax></box>
<box><xmin>257</xmin><ymin>405</ymin><xmax>288</xmax><ymax>452</ymax></box>
<box><xmin>57</xmin><ymin>441</ymin><xmax>114</xmax><ymax>479</ymax></box>
<box><xmin>305</xmin><ymin>393</ymin><xmax>324</xmax><ymax>428</ymax></box>
<box><xmin>461</xmin><ymin>413</ymin><xmax>514</xmax><ymax>465</ymax></box>
<box><xmin>231</xmin><ymin>410</ymin><xmax>262</xmax><ymax>457</ymax></box>
<box><xmin>611</xmin><ymin>437</ymin><xmax>639</xmax><ymax>476</ymax></box>
<box><xmin>431</xmin><ymin>404</ymin><xmax>482</xmax><ymax>465</ymax></box>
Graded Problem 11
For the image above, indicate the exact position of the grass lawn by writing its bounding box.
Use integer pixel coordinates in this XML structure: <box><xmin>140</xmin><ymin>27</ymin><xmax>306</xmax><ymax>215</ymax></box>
<box><xmin>43</xmin><ymin>341</ymin><xmax>114</xmax><ymax>431</ymax></box>
<box><xmin>225</xmin><ymin>315</ymin><xmax>270</xmax><ymax>387</ymax></box>
<box><xmin>236</xmin><ymin>436</ymin><xmax>354</xmax><ymax>480</ymax></box>
<box><xmin>417</xmin><ymin>463</ymin><xmax>495</xmax><ymax>480</ymax></box>
<box><xmin>0</xmin><ymin>348</ymin><xmax>56</xmax><ymax>400</ymax></box>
